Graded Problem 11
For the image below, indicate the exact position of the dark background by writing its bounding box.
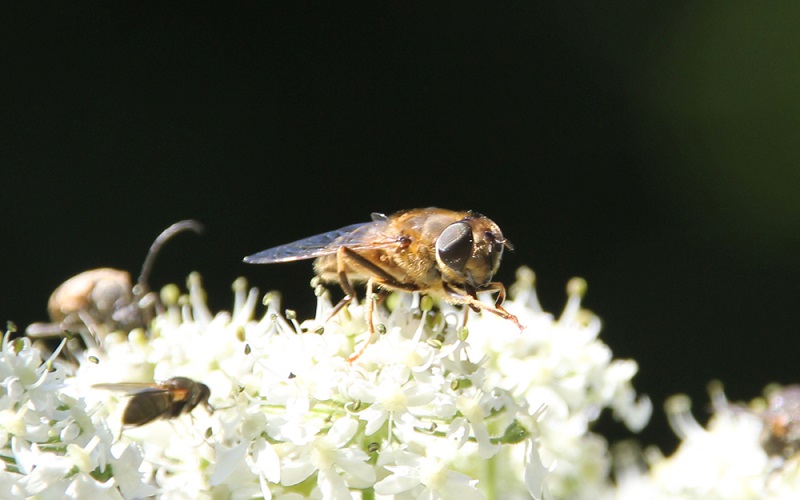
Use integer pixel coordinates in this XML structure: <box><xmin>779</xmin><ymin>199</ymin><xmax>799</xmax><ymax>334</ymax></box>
<box><xmin>4</xmin><ymin>3</ymin><xmax>800</xmax><ymax>454</ymax></box>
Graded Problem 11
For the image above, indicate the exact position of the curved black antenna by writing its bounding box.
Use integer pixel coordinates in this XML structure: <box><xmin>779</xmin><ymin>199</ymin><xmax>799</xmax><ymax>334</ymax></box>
<box><xmin>135</xmin><ymin>220</ymin><xmax>204</xmax><ymax>298</ymax></box>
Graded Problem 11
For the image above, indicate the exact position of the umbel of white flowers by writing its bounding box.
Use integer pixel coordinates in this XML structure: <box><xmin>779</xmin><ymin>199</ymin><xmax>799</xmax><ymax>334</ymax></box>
<box><xmin>2</xmin><ymin>267</ymin><xmax>655</xmax><ymax>499</ymax></box>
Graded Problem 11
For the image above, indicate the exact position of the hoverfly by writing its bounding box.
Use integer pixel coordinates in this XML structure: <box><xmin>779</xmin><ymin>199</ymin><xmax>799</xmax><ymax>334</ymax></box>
<box><xmin>94</xmin><ymin>376</ymin><xmax>213</xmax><ymax>427</ymax></box>
<box><xmin>26</xmin><ymin>220</ymin><xmax>203</xmax><ymax>357</ymax></box>
<box><xmin>244</xmin><ymin>208</ymin><xmax>523</xmax><ymax>362</ymax></box>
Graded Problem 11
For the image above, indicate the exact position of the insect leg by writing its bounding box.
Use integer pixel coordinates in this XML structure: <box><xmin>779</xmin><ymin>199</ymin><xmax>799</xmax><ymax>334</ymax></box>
<box><xmin>329</xmin><ymin>246</ymin><xmax>420</xmax><ymax>362</ymax></box>
<box><xmin>465</xmin><ymin>286</ymin><xmax>482</xmax><ymax>313</ymax></box>
<box><xmin>345</xmin><ymin>274</ymin><xmax>419</xmax><ymax>364</ymax></box>
<box><xmin>481</xmin><ymin>282</ymin><xmax>525</xmax><ymax>329</ymax></box>
<box><xmin>338</xmin><ymin>247</ymin><xmax>417</xmax><ymax>289</ymax></box>
<box><xmin>326</xmin><ymin>247</ymin><xmax>362</xmax><ymax>321</ymax></box>
<box><xmin>347</xmin><ymin>278</ymin><xmax>377</xmax><ymax>364</ymax></box>
<box><xmin>345</xmin><ymin>272</ymin><xmax>424</xmax><ymax>363</ymax></box>
<box><xmin>442</xmin><ymin>283</ymin><xmax>524</xmax><ymax>330</ymax></box>
<box><xmin>328</xmin><ymin>246</ymin><xmax>419</xmax><ymax>321</ymax></box>
<box><xmin>481</xmin><ymin>282</ymin><xmax>514</xmax><ymax>316</ymax></box>
<box><xmin>76</xmin><ymin>309</ymin><xmax>104</xmax><ymax>349</ymax></box>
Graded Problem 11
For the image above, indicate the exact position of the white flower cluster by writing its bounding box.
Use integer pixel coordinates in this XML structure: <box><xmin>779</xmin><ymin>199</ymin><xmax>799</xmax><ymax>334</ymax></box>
<box><xmin>0</xmin><ymin>330</ymin><xmax>156</xmax><ymax>498</ymax></box>
<box><xmin>613</xmin><ymin>383</ymin><xmax>800</xmax><ymax>500</ymax></box>
<box><xmin>3</xmin><ymin>267</ymin><xmax>650</xmax><ymax>499</ymax></box>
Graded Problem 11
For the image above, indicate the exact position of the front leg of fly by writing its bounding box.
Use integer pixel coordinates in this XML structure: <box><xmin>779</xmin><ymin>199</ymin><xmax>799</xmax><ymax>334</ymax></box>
<box><xmin>478</xmin><ymin>282</ymin><xmax>523</xmax><ymax>329</ymax></box>
<box><xmin>442</xmin><ymin>282</ymin><xmax>524</xmax><ymax>331</ymax></box>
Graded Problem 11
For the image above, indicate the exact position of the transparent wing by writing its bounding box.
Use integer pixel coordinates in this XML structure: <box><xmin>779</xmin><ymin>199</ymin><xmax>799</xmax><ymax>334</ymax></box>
<box><xmin>93</xmin><ymin>383</ymin><xmax>167</xmax><ymax>395</ymax></box>
<box><xmin>243</xmin><ymin>219</ymin><xmax>395</xmax><ymax>264</ymax></box>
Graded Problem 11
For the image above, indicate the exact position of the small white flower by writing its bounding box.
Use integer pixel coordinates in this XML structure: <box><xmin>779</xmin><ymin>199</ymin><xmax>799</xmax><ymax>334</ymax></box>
<box><xmin>249</xmin><ymin>437</ymin><xmax>281</xmax><ymax>484</ymax></box>
<box><xmin>0</xmin><ymin>333</ymin><xmax>66</xmax><ymax>415</ymax></box>
<box><xmin>64</xmin><ymin>474</ymin><xmax>123</xmax><ymax>500</ymax></box>
<box><xmin>375</xmin><ymin>449</ymin><xmax>485</xmax><ymax>500</ymax></box>
<box><xmin>450</xmin><ymin>393</ymin><xmax>500</xmax><ymax>459</ymax></box>
<box><xmin>110</xmin><ymin>443</ymin><xmax>158</xmax><ymax>499</ymax></box>
<box><xmin>281</xmin><ymin>416</ymin><xmax>375</xmax><ymax>496</ymax></box>
<box><xmin>15</xmin><ymin>443</ymin><xmax>73</xmax><ymax>493</ymax></box>
<box><xmin>350</xmin><ymin>364</ymin><xmax>436</xmax><ymax>436</ymax></box>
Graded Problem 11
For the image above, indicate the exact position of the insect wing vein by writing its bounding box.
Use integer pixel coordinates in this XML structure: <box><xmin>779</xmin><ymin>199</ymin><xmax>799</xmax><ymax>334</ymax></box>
<box><xmin>245</xmin><ymin>222</ymin><xmax>385</xmax><ymax>263</ymax></box>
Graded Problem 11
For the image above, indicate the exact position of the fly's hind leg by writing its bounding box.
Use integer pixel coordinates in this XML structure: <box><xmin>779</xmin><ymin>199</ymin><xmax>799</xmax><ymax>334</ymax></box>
<box><xmin>347</xmin><ymin>278</ymin><xmax>377</xmax><ymax>364</ymax></box>
<box><xmin>347</xmin><ymin>276</ymin><xmax>420</xmax><ymax>364</ymax></box>
<box><xmin>327</xmin><ymin>246</ymin><xmax>419</xmax><ymax>363</ymax></box>
<box><xmin>326</xmin><ymin>259</ymin><xmax>358</xmax><ymax>322</ymax></box>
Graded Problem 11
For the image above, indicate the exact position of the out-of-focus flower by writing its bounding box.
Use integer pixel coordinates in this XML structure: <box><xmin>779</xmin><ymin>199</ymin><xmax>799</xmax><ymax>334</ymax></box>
<box><xmin>4</xmin><ymin>266</ymin><xmax>649</xmax><ymax>498</ymax></box>
<box><xmin>611</xmin><ymin>382</ymin><xmax>800</xmax><ymax>500</ymax></box>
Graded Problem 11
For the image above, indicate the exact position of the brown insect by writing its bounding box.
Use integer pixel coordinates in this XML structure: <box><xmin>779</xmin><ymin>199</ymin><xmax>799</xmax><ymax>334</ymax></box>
<box><xmin>758</xmin><ymin>385</ymin><xmax>800</xmax><ymax>459</ymax></box>
<box><xmin>244</xmin><ymin>208</ymin><xmax>523</xmax><ymax>361</ymax></box>
<box><xmin>94</xmin><ymin>377</ymin><xmax>213</xmax><ymax>427</ymax></box>
<box><xmin>26</xmin><ymin>220</ymin><xmax>203</xmax><ymax>355</ymax></box>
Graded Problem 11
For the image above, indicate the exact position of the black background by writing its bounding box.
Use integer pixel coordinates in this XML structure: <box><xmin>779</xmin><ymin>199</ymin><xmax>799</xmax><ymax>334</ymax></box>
<box><xmin>4</xmin><ymin>3</ymin><xmax>800</xmax><ymax>454</ymax></box>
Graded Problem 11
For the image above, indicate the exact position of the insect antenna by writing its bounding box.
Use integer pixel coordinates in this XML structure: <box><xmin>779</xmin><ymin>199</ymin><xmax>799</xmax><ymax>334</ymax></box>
<box><xmin>134</xmin><ymin>219</ymin><xmax>204</xmax><ymax>300</ymax></box>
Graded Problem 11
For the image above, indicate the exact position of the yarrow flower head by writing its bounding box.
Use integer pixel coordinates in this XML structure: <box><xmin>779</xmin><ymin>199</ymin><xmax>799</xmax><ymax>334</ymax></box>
<box><xmin>5</xmin><ymin>267</ymin><xmax>650</xmax><ymax>498</ymax></box>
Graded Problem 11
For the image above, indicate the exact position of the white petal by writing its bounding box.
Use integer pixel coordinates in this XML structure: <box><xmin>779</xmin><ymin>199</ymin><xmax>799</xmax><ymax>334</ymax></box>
<box><xmin>336</xmin><ymin>453</ymin><xmax>376</xmax><ymax>485</ymax></box>
<box><xmin>10</xmin><ymin>437</ymin><xmax>35</xmax><ymax>474</ymax></box>
<box><xmin>404</xmin><ymin>385</ymin><xmax>436</xmax><ymax>407</ymax></box>
<box><xmin>361</xmin><ymin>408</ymin><xmax>388</xmax><ymax>436</ymax></box>
<box><xmin>281</xmin><ymin>460</ymin><xmax>317</xmax><ymax>487</ymax></box>
<box><xmin>443</xmin><ymin>474</ymin><xmax>486</xmax><ymax>500</ymax></box>
<box><xmin>111</xmin><ymin>444</ymin><xmax>157</xmax><ymax>499</ymax></box>
<box><xmin>327</xmin><ymin>417</ymin><xmax>358</xmax><ymax>448</ymax></box>
<box><xmin>251</xmin><ymin>438</ymin><xmax>281</xmax><ymax>484</ymax></box>
<box><xmin>317</xmin><ymin>468</ymin><xmax>352</xmax><ymax>500</ymax></box>
<box><xmin>472</xmin><ymin>422</ymin><xmax>500</xmax><ymax>460</ymax></box>
<box><xmin>210</xmin><ymin>441</ymin><xmax>248</xmax><ymax>485</ymax></box>
<box><xmin>374</xmin><ymin>472</ymin><xmax>421</xmax><ymax>495</ymax></box>
<box><xmin>416</xmin><ymin>488</ymin><xmax>436</xmax><ymax>500</ymax></box>
<box><xmin>258</xmin><ymin>473</ymin><xmax>273</xmax><ymax>500</ymax></box>
<box><xmin>525</xmin><ymin>440</ymin><xmax>551</xmax><ymax>500</ymax></box>
<box><xmin>65</xmin><ymin>473</ymin><xmax>123</xmax><ymax>500</ymax></box>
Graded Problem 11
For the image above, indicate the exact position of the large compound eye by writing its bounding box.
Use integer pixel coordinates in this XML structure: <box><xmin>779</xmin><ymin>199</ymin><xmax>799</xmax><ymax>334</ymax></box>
<box><xmin>436</xmin><ymin>221</ymin><xmax>474</xmax><ymax>273</ymax></box>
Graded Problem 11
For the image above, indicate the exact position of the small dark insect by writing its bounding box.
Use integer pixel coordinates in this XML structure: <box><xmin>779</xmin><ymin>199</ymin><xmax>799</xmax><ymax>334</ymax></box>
<box><xmin>26</xmin><ymin>220</ymin><xmax>203</xmax><ymax>355</ymax></box>
<box><xmin>94</xmin><ymin>376</ymin><xmax>213</xmax><ymax>427</ymax></box>
<box><xmin>244</xmin><ymin>208</ymin><xmax>523</xmax><ymax>361</ymax></box>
